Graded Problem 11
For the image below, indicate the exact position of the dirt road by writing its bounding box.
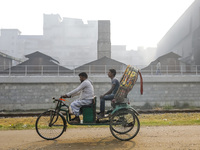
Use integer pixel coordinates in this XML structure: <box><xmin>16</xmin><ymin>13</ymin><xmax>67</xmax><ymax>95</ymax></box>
<box><xmin>1</xmin><ymin>125</ymin><xmax>200</xmax><ymax>150</ymax></box>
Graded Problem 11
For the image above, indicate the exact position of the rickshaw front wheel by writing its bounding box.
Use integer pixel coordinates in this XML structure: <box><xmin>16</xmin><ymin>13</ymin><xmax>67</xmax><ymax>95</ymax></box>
<box><xmin>35</xmin><ymin>110</ymin><xmax>66</xmax><ymax>140</ymax></box>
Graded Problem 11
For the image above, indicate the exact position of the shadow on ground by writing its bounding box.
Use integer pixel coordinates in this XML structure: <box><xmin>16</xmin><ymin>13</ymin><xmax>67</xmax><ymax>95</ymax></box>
<box><xmin>17</xmin><ymin>136</ymin><xmax>136</xmax><ymax>150</ymax></box>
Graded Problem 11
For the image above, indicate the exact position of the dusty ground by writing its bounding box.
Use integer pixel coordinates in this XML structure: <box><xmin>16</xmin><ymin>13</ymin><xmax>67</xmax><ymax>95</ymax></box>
<box><xmin>0</xmin><ymin>125</ymin><xmax>200</xmax><ymax>150</ymax></box>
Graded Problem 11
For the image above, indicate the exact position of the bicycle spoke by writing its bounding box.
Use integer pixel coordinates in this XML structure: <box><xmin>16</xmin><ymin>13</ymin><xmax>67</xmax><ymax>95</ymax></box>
<box><xmin>35</xmin><ymin>110</ymin><xmax>66</xmax><ymax>140</ymax></box>
<box><xmin>110</xmin><ymin>109</ymin><xmax>140</xmax><ymax>141</ymax></box>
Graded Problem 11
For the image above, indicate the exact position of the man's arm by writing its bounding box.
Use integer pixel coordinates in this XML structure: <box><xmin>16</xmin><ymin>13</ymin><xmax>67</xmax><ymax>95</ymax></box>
<box><xmin>67</xmin><ymin>82</ymin><xmax>85</xmax><ymax>97</ymax></box>
<box><xmin>100</xmin><ymin>84</ymin><xmax>116</xmax><ymax>98</ymax></box>
<box><xmin>62</xmin><ymin>81</ymin><xmax>86</xmax><ymax>98</ymax></box>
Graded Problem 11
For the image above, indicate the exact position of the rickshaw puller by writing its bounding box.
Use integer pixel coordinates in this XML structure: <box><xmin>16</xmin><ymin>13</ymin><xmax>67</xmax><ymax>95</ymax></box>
<box><xmin>61</xmin><ymin>72</ymin><xmax>94</xmax><ymax>123</ymax></box>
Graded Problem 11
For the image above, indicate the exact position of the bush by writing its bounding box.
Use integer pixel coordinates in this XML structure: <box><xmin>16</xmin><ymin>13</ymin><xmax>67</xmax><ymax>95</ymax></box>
<box><xmin>141</xmin><ymin>102</ymin><xmax>152</xmax><ymax>110</ymax></box>
<box><xmin>181</xmin><ymin>103</ymin><xmax>190</xmax><ymax>109</ymax></box>
<box><xmin>163</xmin><ymin>104</ymin><xmax>173</xmax><ymax>110</ymax></box>
<box><xmin>174</xmin><ymin>101</ymin><xmax>181</xmax><ymax>108</ymax></box>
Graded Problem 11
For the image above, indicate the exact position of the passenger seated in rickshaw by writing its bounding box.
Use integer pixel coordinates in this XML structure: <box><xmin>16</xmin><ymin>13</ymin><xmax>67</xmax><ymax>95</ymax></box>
<box><xmin>97</xmin><ymin>69</ymin><xmax>119</xmax><ymax>119</ymax></box>
<box><xmin>61</xmin><ymin>72</ymin><xmax>94</xmax><ymax>123</ymax></box>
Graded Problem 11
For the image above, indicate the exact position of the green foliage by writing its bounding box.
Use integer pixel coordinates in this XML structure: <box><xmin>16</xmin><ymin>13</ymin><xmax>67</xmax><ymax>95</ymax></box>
<box><xmin>174</xmin><ymin>101</ymin><xmax>181</xmax><ymax>108</ymax></box>
<box><xmin>181</xmin><ymin>103</ymin><xmax>190</xmax><ymax>108</ymax></box>
<box><xmin>163</xmin><ymin>104</ymin><xmax>174</xmax><ymax>110</ymax></box>
<box><xmin>141</xmin><ymin>102</ymin><xmax>152</xmax><ymax>110</ymax></box>
<box><xmin>1</xmin><ymin>123</ymin><xmax>35</xmax><ymax>130</ymax></box>
<box><xmin>153</xmin><ymin>103</ymin><xmax>161</xmax><ymax>110</ymax></box>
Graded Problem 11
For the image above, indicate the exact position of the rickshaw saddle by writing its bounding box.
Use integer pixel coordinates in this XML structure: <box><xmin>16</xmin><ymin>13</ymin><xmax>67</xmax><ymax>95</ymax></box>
<box><xmin>80</xmin><ymin>96</ymin><xmax>96</xmax><ymax>123</ymax></box>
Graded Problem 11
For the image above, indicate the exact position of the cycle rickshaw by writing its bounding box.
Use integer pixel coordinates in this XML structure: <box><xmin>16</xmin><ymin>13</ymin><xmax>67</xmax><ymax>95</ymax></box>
<box><xmin>35</xmin><ymin>65</ymin><xmax>143</xmax><ymax>141</ymax></box>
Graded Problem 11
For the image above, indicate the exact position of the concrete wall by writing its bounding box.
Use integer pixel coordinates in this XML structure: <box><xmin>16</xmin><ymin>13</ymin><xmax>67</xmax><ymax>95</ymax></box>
<box><xmin>0</xmin><ymin>75</ymin><xmax>200</xmax><ymax>111</ymax></box>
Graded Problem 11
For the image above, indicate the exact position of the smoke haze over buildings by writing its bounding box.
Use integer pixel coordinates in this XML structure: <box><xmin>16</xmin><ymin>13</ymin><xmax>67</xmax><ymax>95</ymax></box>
<box><xmin>0</xmin><ymin>0</ymin><xmax>194</xmax><ymax>50</ymax></box>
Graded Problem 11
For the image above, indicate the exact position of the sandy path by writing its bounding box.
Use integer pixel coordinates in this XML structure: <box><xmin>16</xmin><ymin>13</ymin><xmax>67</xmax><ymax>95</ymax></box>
<box><xmin>0</xmin><ymin>126</ymin><xmax>200</xmax><ymax>150</ymax></box>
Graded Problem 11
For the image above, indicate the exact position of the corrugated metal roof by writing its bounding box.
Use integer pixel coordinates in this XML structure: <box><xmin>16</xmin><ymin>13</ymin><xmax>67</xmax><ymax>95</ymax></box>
<box><xmin>0</xmin><ymin>51</ymin><xmax>22</xmax><ymax>62</ymax></box>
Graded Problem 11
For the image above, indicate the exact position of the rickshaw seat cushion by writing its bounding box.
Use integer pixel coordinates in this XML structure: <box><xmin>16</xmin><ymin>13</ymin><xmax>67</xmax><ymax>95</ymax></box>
<box><xmin>80</xmin><ymin>97</ymin><xmax>96</xmax><ymax>108</ymax></box>
<box><xmin>80</xmin><ymin>96</ymin><xmax>96</xmax><ymax>123</ymax></box>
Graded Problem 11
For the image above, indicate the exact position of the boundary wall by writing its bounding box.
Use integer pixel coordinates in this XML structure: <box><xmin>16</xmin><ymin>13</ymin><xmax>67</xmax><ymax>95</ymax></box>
<box><xmin>0</xmin><ymin>75</ymin><xmax>200</xmax><ymax>111</ymax></box>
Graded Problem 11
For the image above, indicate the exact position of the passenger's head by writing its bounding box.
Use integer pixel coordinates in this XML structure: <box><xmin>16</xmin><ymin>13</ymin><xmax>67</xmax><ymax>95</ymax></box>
<box><xmin>79</xmin><ymin>72</ymin><xmax>88</xmax><ymax>82</ymax></box>
<box><xmin>108</xmin><ymin>69</ymin><xmax>116</xmax><ymax>78</ymax></box>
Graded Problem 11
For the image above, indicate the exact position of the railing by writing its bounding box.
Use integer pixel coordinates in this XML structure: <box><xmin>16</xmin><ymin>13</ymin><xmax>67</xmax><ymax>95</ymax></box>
<box><xmin>142</xmin><ymin>64</ymin><xmax>200</xmax><ymax>76</ymax></box>
<box><xmin>0</xmin><ymin>65</ymin><xmax>200</xmax><ymax>76</ymax></box>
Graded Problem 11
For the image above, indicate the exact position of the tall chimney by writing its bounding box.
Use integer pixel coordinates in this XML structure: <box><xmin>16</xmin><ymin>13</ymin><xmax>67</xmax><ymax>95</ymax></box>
<box><xmin>97</xmin><ymin>20</ymin><xmax>111</xmax><ymax>59</ymax></box>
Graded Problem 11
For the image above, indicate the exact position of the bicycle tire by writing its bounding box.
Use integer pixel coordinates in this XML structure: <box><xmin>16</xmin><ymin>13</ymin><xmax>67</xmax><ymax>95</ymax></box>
<box><xmin>110</xmin><ymin>109</ymin><xmax>140</xmax><ymax>141</ymax></box>
<box><xmin>35</xmin><ymin>110</ymin><xmax>66</xmax><ymax>140</ymax></box>
<box><xmin>111</xmin><ymin>110</ymin><xmax>134</xmax><ymax>134</ymax></box>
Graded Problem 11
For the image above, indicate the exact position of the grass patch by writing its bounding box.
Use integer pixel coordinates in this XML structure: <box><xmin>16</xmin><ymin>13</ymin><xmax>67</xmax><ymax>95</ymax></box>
<box><xmin>0</xmin><ymin>113</ymin><xmax>200</xmax><ymax>130</ymax></box>
<box><xmin>0</xmin><ymin>117</ymin><xmax>37</xmax><ymax>130</ymax></box>
<box><xmin>139</xmin><ymin>113</ymin><xmax>200</xmax><ymax>126</ymax></box>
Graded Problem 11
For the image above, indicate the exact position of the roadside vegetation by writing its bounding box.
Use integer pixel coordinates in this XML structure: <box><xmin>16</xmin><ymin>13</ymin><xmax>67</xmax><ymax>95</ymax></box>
<box><xmin>135</xmin><ymin>102</ymin><xmax>199</xmax><ymax>110</ymax></box>
<box><xmin>139</xmin><ymin>113</ymin><xmax>200</xmax><ymax>126</ymax></box>
<box><xmin>0</xmin><ymin>113</ymin><xmax>200</xmax><ymax>130</ymax></box>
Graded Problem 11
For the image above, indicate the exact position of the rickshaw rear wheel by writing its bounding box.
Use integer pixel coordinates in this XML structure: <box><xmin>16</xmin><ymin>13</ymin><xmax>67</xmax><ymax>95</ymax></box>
<box><xmin>109</xmin><ymin>109</ymin><xmax>140</xmax><ymax>141</ymax></box>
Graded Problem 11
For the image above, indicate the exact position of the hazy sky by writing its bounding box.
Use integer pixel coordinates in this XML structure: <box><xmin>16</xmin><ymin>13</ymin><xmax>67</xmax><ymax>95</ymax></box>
<box><xmin>0</xmin><ymin>0</ymin><xmax>195</xmax><ymax>50</ymax></box>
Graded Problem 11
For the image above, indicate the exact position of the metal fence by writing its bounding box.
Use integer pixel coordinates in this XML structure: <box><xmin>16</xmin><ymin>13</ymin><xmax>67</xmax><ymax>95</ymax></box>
<box><xmin>0</xmin><ymin>65</ymin><xmax>200</xmax><ymax>76</ymax></box>
<box><xmin>142</xmin><ymin>64</ymin><xmax>200</xmax><ymax>76</ymax></box>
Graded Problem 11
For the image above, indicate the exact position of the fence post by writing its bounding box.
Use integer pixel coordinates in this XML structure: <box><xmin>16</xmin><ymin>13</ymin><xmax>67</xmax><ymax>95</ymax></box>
<box><xmin>196</xmin><ymin>65</ymin><xmax>198</xmax><ymax>75</ymax></box>
<box><xmin>89</xmin><ymin>65</ymin><xmax>91</xmax><ymax>76</ymax></box>
<box><xmin>166</xmin><ymin>65</ymin><xmax>168</xmax><ymax>75</ymax></box>
<box><xmin>58</xmin><ymin>65</ymin><xmax>59</xmax><ymax>76</ymax></box>
<box><xmin>105</xmin><ymin>65</ymin><xmax>107</xmax><ymax>76</ymax></box>
<box><xmin>41</xmin><ymin>65</ymin><xmax>43</xmax><ymax>76</ymax></box>
<box><xmin>73</xmin><ymin>66</ymin><xmax>76</xmax><ymax>76</ymax></box>
<box><xmin>25</xmin><ymin>65</ymin><xmax>27</xmax><ymax>76</ymax></box>
<box><xmin>181</xmin><ymin>65</ymin><xmax>183</xmax><ymax>75</ymax></box>
<box><xmin>9</xmin><ymin>65</ymin><xmax>11</xmax><ymax>76</ymax></box>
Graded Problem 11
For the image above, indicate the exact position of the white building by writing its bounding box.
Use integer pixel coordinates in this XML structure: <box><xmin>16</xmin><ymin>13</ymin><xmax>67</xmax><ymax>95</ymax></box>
<box><xmin>0</xmin><ymin>14</ymin><xmax>156</xmax><ymax>68</ymax></box>
<box><xmin>0</xmin><ymin>14</ymin><xmax>98</xmax><ymax>67</ymax></box>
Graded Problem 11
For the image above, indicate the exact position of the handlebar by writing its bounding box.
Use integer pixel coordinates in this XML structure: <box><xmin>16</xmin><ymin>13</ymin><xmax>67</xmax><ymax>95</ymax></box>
<box><xmin>52</xmin><ymin>97</ymin><xmax>70</xmax><ymax>103</ymax></box>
